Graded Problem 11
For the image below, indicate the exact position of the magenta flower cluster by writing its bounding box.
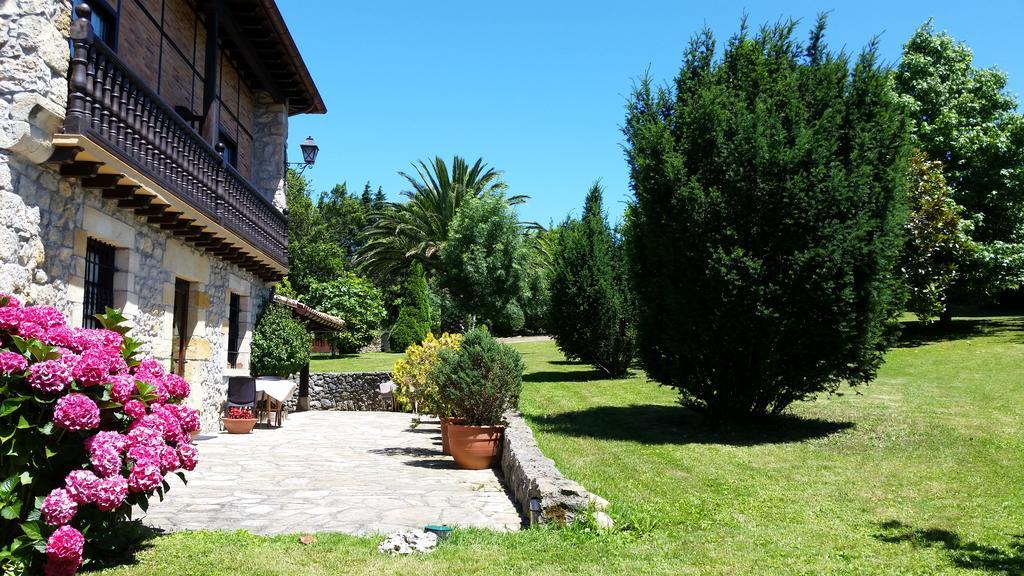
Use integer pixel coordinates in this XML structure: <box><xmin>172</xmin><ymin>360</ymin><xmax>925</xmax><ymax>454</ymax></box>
<box><xmin>0</xmin><ymin>295</ymin><xmax>200</xmax><ymax>575</ymax></box>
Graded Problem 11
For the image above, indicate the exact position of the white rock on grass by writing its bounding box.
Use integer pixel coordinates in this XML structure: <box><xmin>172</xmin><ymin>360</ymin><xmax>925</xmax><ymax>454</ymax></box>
<box><xmin>378</xmin><ymin>530</ymin><xmax>438</xmax><ymax>555</ymax></box>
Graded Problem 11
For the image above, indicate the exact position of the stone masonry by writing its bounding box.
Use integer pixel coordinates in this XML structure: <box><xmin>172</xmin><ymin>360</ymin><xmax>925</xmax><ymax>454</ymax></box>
<box><xmin>287</xmin><ymin>371</ymin><xmax>393</xmax><ymax>412</ymax></box>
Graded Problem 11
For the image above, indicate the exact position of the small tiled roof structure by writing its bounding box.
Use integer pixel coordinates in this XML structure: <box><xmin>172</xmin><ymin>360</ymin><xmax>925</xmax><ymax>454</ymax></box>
<box><xmin>272</xmin><ymin>294</ymin><xmax>344</xmax><ymax>333</ymax></box>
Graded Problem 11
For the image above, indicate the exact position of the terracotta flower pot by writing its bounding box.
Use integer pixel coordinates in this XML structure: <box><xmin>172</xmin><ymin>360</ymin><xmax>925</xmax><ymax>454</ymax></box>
<box><xmin>222</xmin><ymin>417</ymin><xmax>256</xmax><ymax>434</ymax></box>
<box><xmin>440</xmin><ymin>417</ymin><xmax>464</xmax><ymax>455</ymax></box>
<box><xmin>447</xmin><ymin>423</ymin><xmax>504</xmax><ymax>470</ymax></box>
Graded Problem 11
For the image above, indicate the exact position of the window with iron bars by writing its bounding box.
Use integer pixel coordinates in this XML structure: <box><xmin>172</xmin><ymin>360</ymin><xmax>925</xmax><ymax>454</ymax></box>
<box><xmin>82</xmin><ymin>238</ymin><xmax>117</xmax><ymax>328</ymax></box>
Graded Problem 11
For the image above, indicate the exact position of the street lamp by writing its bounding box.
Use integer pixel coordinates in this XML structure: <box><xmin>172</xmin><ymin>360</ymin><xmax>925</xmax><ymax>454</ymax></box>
<box><xmin>288</xmin><ymin>136</ymin><xmax>319</xmax><ymax>174</ymax></box>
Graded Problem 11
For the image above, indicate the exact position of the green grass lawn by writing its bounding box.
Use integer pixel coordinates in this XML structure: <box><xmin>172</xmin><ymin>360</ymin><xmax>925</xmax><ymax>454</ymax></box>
<box><xmin>94</xmin><ymin>316</ymin><xmax>1024</xmax><ymax>575</ymax></box>
<box><xmin>309</xmin><ymin>352</ymin><xmax>402</xmax><ymax>373</ymax></box>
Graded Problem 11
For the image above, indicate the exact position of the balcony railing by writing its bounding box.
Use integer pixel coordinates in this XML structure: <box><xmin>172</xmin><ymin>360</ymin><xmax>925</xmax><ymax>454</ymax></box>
<box><xmin>64</xmin><ymin>9</ymin><xmax>288</xmax><ymax>269</ymax></box>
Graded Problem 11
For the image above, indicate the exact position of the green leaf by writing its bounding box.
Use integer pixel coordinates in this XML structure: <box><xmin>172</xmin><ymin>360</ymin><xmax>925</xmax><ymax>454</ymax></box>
<box><xmin>138</xmin><ymin>498</ymin><xmax>148</xmax><ymax>512</ymax></box>
<box><xmin>0</xmin><ymin>474</ymin><xmax>19</xmax><ymax>498</ymax></box>
<box><xmin>175</xmin><ymin>471</ymin><xmax>188</xmax><ymax>485</ymax></box>
<box><xmin>1</xmin><ymin>501</ymin><xmax>22</xmax><ymax>520</ymax></box>
<box><xmin>37</xmin><ymin>421</ymin><xmax>54</xmax><ymax>436</ymax></box>
<box><xmin>15</xmin><ymin>415</ymin><xmax>31</xmax><ymax>429</ymax></box>
<box><xmin>0</xmin><ymin>397</ymin><xmax>26</xmax><ymax>417</ymax></box>
<box><xmin>19</xmin><ymin>471</ymin><xmax>31</xmax><ymax>485</ymax></box>
<box><xmin>19</xmin><ymin>520</ymin><xmax>42</xmax><ymax>542</ymax></box>
<box><xmin>0</xmin><ymin>424</ymin><xmax>16</xmax><ymax>443</ymax></box>
<box><xmin>8</xmin><ymin>336</ymin><xmax>28</xmax><ymax>354</ymax></box>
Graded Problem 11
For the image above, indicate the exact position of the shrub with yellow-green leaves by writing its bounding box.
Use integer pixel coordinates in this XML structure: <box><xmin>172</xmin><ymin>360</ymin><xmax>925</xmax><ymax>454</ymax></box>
<box><xmin>392</xmin><ymin>332</ymin><xmax>461</xmax><ymax>414</ymax></box>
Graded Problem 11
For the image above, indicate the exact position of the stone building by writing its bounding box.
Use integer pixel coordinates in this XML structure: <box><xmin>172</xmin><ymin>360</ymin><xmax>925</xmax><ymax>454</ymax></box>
<box><xmin>0</xmin><ymin>0</ymin><xmax>325</xmax><ymax>431</ymax></box>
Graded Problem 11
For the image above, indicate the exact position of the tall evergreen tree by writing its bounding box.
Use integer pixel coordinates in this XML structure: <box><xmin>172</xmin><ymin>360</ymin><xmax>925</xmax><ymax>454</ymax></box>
<box><xmin>624</xmin><ymin>16</ymin><xmax>910</xmax><ymax>419</ymax></box>
<box><xmin>548</xmin><ymin>183</ymin><xmax>635</xmax><ymax>376</ymax></box>
<box><xmin>389</xmin><ymin>262</ymin><xmax>432</xmax><ymax>352</ymax></box>
<box><xmin>361</xmin><ymin>182</ymin><xmax>373</xmax><ymax>207</ymax></box>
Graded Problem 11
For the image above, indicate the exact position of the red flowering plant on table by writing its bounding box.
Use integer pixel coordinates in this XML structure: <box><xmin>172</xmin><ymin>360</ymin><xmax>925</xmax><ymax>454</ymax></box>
<box><xmin>0</xmin><ymin>295</ymin><xmax>200</xmax><ymax>575</ymax></box>
<box><xmin>225</xmin><ymin>407</ymin><xmax>253</xmax><ymax>420</ymax></box>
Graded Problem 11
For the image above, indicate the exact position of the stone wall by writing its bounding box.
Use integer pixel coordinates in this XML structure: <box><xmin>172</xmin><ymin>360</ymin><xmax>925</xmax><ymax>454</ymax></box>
<box><xmin>251</xmin><ymin>91</ymin><xmax>288</xmax><ymax>211</ymax></box>
<box><xmin>287</xmin><ymin>372</ymin><xmax>393</xmax><ymax>412</ymax></box>
<box><xmin>500</xmin><ymin>410</ymin><xmax>611</xmax><ymax>527</ymax></box>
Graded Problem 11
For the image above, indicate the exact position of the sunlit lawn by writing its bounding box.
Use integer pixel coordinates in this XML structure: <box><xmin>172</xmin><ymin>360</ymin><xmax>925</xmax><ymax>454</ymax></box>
<box><xmin>309</xmin><ymin>352</ymin><xmax>402</xmax><ymax>373</ymax></box>
<box><xmin>94</xmin><ymin>315</ymin><xmax>1024</xmax><ymax>575</ymax></box>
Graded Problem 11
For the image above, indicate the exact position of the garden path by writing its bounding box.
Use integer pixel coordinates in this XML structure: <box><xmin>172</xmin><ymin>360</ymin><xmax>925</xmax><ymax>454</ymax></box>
<box><xmin>139</xmin><ymin>412</ymin><xmax>523</xmax><ymax>535</ymax></box>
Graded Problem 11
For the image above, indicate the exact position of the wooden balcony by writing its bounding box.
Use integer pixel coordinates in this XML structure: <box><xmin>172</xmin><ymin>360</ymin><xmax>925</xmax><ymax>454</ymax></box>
<box><xmin>49</xmin><ymin>7</ymin><xmax>288</xmax><ymax>282</ymax></box>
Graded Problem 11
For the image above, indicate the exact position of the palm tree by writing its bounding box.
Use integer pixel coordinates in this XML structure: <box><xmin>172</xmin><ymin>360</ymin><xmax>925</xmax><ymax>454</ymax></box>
<box><xmin>356</xmin><ymin>156</ymin><xmax>525</xmax><ymax>279</ymax></box>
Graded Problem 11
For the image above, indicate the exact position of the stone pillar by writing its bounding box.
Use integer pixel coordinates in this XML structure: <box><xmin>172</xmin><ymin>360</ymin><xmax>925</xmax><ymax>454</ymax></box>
<box><xmin>251</xmin><ymin>91</ymin><xmax>288</xmax><ymax>212</ymax></box>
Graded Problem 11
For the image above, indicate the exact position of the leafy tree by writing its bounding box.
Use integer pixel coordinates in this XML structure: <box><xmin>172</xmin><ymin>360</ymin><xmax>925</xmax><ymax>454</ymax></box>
<box><xmin>901</xmin><ymin>151</ymin><xmax>973</xmax><ymax>323</ymax></box>
<box><xmin>285</xmin><ymin>170</ymin><xmax>347</xmax><ymax>294</ymax></box>
<box><xmin>389</xmin><ymin>262</ymin><xmax>432</xmax><ymax>352</ymax></box>
<box><xmin>251</xmin><ymin>302</ymin><xmax>312</xmax><ymax>377</ymax></box>
<box><xmin>623</xmin><ymin>16</ymin><xmax>910</xmax><ymax>420</ymax></box>
<box><xmin>431</xmin><ymin>328</ymin><xmax>524</xmax><ymax>425</ymax></box>
<box><xmin>356</xmin><ymin>156</ymin><xmax>523</xmax><ymax>279</ymax></box>
<box><xmin>548</xmin><ymin>183</ymin><xmax>635</xmax><ymax>376</ymax></box>
<box><xmin>318</xmin><ymin>182</ymin><xmax>369</xmax><ymax>261</ymax></box>
<box><xmin>303</xmin><ymin>273</ymin><xmax>387</xmax><ymax>353</ymax></box>
<box><xmin>439</xmin><ymin>192</ymin><xmax>528</xmax><ymax>333</ymax></box>
<box><xmin>893</xmin><ymin>21</ymin><xmax>1024</xmax><ymax>295</ymax></box>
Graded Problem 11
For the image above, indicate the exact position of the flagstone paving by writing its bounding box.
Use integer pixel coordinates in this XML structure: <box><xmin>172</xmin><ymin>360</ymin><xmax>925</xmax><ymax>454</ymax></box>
<box><xmin>140</xmin><ymin>411</ymin><xmax>523</xmax><ymax>536</ymax></box>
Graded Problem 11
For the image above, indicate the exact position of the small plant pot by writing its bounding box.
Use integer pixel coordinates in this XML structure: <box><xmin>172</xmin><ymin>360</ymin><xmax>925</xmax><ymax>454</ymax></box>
<box><xmin>447</xmin><ymin>423</ymin><xmax>504</xmax><ymax>469</ymax></box>
<box><xmin>440</xmin><ymin>417</ymin><xmax>464</xmax><ymax>455</ymax></box>
<box><xmin>222</xmin><ymin>418</ymin><xmax>256</xmax><ymax>434</ymax></box>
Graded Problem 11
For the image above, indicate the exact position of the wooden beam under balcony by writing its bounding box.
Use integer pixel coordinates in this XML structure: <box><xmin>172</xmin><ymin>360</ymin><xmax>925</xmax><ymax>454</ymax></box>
<box><xmin>149</xmin><ymin>211</ymin><xmax>183</xmax><ymax>225</ymax></box>
<box><xmin>134</xmin><ymin>204</ymin><xmax>168</xmax><ymax>217</ymax></box>
<box><xmin>60</xmin><ymin>161</ymin><xmax>102</xmax><ymax>177</ymax></box>
<box><xmin>117</xmin><ymin>195</ymin><xmax>154</xmax><ymax>209</ymax></box>
<box><xmin>161</xmin><ymin>218</ymin><xmax>195</xmax><ymax>231</ymax></box>
<box><xmin>44</xmin><ymin>146</ymin><xmax>83</xmax><ymax>166</ymax></box>
<box><xmin>81</xmin><ymin>173</ymin><xmax>125</xmax><ymax>189</ymax></box>
<box><xmin>102</xmin><ymin>185</ymin><xmax>140</xmax><ymax>200</ymax></box>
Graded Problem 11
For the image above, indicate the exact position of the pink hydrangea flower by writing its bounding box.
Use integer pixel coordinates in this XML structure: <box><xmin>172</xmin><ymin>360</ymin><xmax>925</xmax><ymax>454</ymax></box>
<box><xmin>123</xmin><ymin>399</ymin><xmax>147</xmax><ymax>419</ymax></box>
<box><xmin>45</xmin><ymin>525</ymin><xmax>84</xmax><ymax>563</ymax></box>
<box><xmin>70</xmin><ymin>328</ymin><xmax>122</xmax><ymax>353</ymax></box>
<box><xmin>44</xmin><ymin>558</ymin><xmax>80</xmax><ymax>576</ymax></box>
<box><xmin>162</xmin><ymin>373</ymin><xmax>190</xmax><ymax>399</ymax></box>
<box><xmin>148</xmin><ymin>405</ymin><xmax>184</xmax><ymax>442</ymax></box>
<box><xmin>0</xmin><ymin>307</ymin><xmax>20</xmax><ymax>331</ymax></box>
<box><xmin>168</xmin><ymin>404</ymin><xmax>200</xmax><ymax>433</ymax></box>
<box><xmin>94</xmin><ymin>475</ymin><xmax>128</xmax><ymax>512</ymax></box>
<box><xmin>53</xmin><ymin>393</ymin><xmax>100</xmax><ymax>431</ymax></box>
<box><xmin>17</xmin><ymin>321</ymin><xmax>45</xmax><ymax>340</ymax></box>
<box><xmin>28</xmin><ymin>358</ymin><xmax>73</xmax><ymax>393</ymax></box>
<box><xmin>0</xmin><ymin>293</ymin><xmax>20</xmax><ymax>307</ymax></box>
<box><xmin>41</xmin><ymin>326</ymin><xmax>76</xmax><ymax>348</ymax></box>
<box><xmin>86</xmin><ymin>430</ymin><xmax>128</xmax><ymax>454</ymax></box>
<box><xmin>64</xmin><ymin>470</ymin><xmax>99</xmax><ymax>505</ymax></box>
<box><xmin>178</xmin><ymin>442</ymin><xmax>198</xmax><ymax>471</ymax></box>
<box><xmin>20</xmin><ymin>306</ymin><xmax>65</xmax><ymax>330</ymax></box>
<box><xmin>158</xmin><ymin>445</ymin><xmax>181</xmax><ymax>473</ymax></box>
<box><xmin>127</xmin><ymin>424</ymin><xmax>163</xmax><ymax>449</ymax></box>
<box><xmin>0</xmin><ymin>351</ymin><xmax>27</xmax><ymax>374</ymax></box>
<box><xmin>41</xmin><ymin>488</ymin><xmax>77</xmax><ymax>526</ymax></box>
<box><xmin>127</xmin><ymin>444</ymin><xmax>160</xmax><ymax>467</ymax></box>
<box><xmin>108</xmin><ymin>374</ymin><xmax>136</xmax><ymax>403</ymax></box>
<box><xmin>132</xmin><ymin>358</ymin><xmax>166</xmax><ymax>384</ymax></box>
<box><xmin>71</xmin><ymin>346</ymin><xmax>124</xmax><ymax>387</ymax></box>
<box><xmin>127</xmin><ymin>461</ymin><xmax>163</xmax><ymax>493</ymax></box>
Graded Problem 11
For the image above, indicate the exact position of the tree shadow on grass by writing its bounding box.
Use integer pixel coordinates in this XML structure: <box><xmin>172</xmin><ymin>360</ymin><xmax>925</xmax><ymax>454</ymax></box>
<box><xmin>897</xmin><ymin>317</ymin><xmax>1022</xmax><ymax>348</ymax></box>
<box><xmin>875</xmin><ymin>520</ymin><xmax>1024</xmax><ymax>574</ymax></box>
<box><xmin>529</xmin><ymin>404</ymin><xmax>853</xmax><ymax>446</ymax></box>
<box><xmin>81</xmin><ymin>522</ymin><xmax>161</xmax><ymax>573</ymax></box>
<box><xmin>523</xmin><ymin>369</ymin><xmax>610</xmax><ymax>383</ymax></box>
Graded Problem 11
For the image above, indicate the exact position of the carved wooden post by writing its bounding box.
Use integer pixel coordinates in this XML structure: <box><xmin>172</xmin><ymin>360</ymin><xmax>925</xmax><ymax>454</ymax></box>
<box><xmin>66</xmin><ymin>3</ymin><xmax>94</xmax><ymax>134</ymax></box>
<box><xmin>215</xmin><ymin>141</ymin><xmax>227</xmax><ymax>220</ymax></box>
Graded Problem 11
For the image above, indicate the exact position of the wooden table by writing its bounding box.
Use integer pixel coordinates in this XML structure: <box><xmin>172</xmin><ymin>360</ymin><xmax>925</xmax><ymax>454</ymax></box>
<box><xmin>255</xmin><ymin>378</ymin><xmax>297</xmax><ymax>427</ymax></box>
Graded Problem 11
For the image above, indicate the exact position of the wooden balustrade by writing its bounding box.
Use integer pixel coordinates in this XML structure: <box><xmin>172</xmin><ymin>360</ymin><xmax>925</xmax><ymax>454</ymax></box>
<box><xmin>64</xmin><ymin>2</ymin><xmax>288</xmax><ymax>269</ymax></box>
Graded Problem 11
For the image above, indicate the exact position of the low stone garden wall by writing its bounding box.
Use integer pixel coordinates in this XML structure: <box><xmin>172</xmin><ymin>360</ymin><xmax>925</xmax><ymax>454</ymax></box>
<box><xmin>286</xmin><ymin>371</ymin><xmax>393</xmax><ymax>412</ymax></box>
<box><xmin>500</xmin><ymin>410</ymin><xmax>611</xmax><ymax>527</ymax></box>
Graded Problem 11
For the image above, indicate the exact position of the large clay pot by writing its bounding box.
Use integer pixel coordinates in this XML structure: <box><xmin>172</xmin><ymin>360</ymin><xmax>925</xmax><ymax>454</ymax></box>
<box><xmin>222</xmin><ymin>418</ymin><xmax>256</xmax><ymax>434</ymax></box>
<box><xmin>439</xmin><ymin>417</ymin><xmax>464</xmax><ymax>455</ymax></box>
<box><xmin>447</xmin><ymin>423</ymin><xmax>504</xmax><ymax>469</ymax></box>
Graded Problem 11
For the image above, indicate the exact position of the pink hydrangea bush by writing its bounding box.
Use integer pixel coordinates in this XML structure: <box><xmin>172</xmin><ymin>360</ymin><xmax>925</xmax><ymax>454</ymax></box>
<box><xmin>0</xmin><ymin>296</ymin><xmax>199</xmax><ymax>575</ymax></box>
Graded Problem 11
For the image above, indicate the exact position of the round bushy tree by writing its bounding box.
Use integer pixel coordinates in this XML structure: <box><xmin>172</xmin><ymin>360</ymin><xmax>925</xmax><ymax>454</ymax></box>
<box><xmin>548</xmin><ymin>183</ymin><xmax>635</xmax><ymax>376</ymax></box>
<box><xmin>250</xmin><ymin>303</ymin><xmax>311</xmax><ymax>376</ymax></box>
<box><xmin>304</xmin><ymin>273</ymin><xmax>386</xmax><ymax>353</ymax></box>
<box><xmin>430</xmin><ymin>328</ymin><xmax>524</xmax><ymax>425</ymax></box>
<box><xmin>623</xmin><ymin>16</ymin><xmax>910</xmax><ymax>420</ymax></box>
<box><xmin>440</xmin><ymin>193</ymin><xmax>527</xmax><ymax>333</ymax></box>
<box><xmin>389</xmin><ymin>262</ymin><xmax>431</xmax><ymax>352</ymax></box>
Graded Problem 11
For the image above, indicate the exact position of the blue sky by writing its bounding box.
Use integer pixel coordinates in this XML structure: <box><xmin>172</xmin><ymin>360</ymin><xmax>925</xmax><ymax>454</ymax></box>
<box><xmin>282</xmin><ymin>1</ymin><xmax>1024</xmax><ymax>226</ymax></box>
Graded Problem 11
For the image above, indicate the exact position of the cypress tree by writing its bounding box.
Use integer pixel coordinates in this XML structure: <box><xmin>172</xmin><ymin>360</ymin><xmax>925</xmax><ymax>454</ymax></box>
<box><xmin>623</xmin><ymin>16</ymin><xmax>910</xmax><ymax>420</ymax></box>
<box><xmin>548</xmin><ymin>183</ymin><xmax>635</xmax><ymax>376</ymax></box>
<box><xmin>389</xmin><ymin>262</ymin><xmax>432</xmax><ymax>352</ymax></box>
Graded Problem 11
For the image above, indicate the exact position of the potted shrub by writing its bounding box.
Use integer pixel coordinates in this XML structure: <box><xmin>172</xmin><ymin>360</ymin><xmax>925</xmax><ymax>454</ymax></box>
<box><xmin>392</xmin><ymin>332</ymin><xmax>463</xmax><ymax>454</ymax></box>
<box><xmin>222</xmin><ymin>406</ymin><xmax>256</xmax><ymax>434</ymax></box>
<box><xmin>430</xmin><ymin>328</ymin><xmax>524</xmax><ymax>469</ymax></box>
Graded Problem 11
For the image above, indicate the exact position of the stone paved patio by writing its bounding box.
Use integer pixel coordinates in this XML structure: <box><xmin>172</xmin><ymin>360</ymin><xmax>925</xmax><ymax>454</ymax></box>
<box><xmin>140</xmin><ymin>412</ymin><xmax>523</xmax><ymax>535</ymax></box>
